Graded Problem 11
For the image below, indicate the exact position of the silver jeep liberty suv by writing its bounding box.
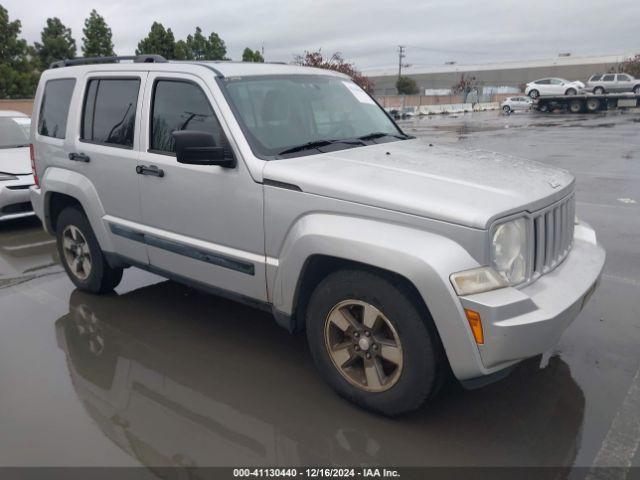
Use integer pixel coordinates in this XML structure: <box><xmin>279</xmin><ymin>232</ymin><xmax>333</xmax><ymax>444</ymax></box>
<box><xmin>30</xmin><ymin>56</ymin><xmax>605</xmax><ymax>415</ymax></box>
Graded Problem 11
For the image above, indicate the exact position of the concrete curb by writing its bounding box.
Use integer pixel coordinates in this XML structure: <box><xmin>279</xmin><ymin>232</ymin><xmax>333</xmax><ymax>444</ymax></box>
<box><xmin>390</xmin><ymin>102</ymin><xmax>501</xmax><ymax>116</ymax></box>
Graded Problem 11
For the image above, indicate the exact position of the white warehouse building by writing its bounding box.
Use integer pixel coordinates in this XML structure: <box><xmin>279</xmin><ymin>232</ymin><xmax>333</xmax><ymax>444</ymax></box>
<box><xmin>366</xmin><ymin>54</ymin><xmax>633</xmax><ymax>95</ymax></box>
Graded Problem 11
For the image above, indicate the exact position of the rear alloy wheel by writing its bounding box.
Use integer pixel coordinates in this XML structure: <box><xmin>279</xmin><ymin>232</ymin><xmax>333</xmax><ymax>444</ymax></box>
<box><xmin>502</xmin><ymin>105</ymin><xmax>511</xmax><ymax>114</ymax></box>
<box><xmin>528</xmin><ymin>89</ymin><xmax>539</xmax><ymax>99</ymax></box>
<box><xmin>56</xmin><ymin>207</ymin><xmax>124</xmax><ymax>293</ymax></box>
<box><xmin>62</xmin><ymin>225</ymin><xmax>93</xmax><ymax>281</ymax></box>
<box><xmin>594</xmin><ymin>87</ymin><xmax>605</xmax><ymax>95</ymax></box>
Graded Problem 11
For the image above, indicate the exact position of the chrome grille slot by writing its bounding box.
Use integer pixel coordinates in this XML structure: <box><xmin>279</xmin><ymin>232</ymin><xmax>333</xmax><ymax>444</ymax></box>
<box><xmin>532</xmin><ymin>195</ymin><xmax>574</xmax><ymax>275</ymax></box>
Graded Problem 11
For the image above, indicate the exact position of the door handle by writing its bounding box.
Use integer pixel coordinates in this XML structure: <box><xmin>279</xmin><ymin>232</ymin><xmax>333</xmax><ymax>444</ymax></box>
<box><xmin>68</xmin><ymin>152</ymin><xmax>90</xmax><ymax>163</ymax></box>
<box><xmin>136</xmin><ymin>164</ymin><xmax>165</xmax><ymax>178</ymax></box>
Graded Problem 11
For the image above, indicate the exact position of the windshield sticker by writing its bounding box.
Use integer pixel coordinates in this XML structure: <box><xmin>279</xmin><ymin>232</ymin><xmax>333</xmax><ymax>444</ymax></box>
<box><xmin>342</xmin><ymin>81</ymin><xmax>376</xmax><ymax>105</ymax></box>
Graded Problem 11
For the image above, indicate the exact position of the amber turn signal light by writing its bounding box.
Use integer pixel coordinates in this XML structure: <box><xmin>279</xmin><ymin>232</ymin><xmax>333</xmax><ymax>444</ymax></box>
<box><xmin>464</xmin><ymin>309</ymin><xmax>484</xmax><ymax>345</ymax></box>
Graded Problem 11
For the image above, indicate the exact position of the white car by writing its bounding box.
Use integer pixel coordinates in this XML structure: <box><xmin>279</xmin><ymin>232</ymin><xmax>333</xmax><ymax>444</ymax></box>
<box><xmin>501</xmin><ymin>96</ymin><xmax>533</xmax><ymax>113</ymax></box>
<box><xmin>525</xmin><ymin>78</ymin><xmax>585</xmax><ymax>99</ymax></box>
<box><xmin>0</xmin><ymin>111</ymin><xmax>36</xmax><ymax>221</ymax></box>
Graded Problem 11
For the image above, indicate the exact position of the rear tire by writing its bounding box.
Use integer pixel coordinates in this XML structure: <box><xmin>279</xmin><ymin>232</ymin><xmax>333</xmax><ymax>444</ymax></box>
<box><xmin>502</xmin><ymin>105</ymin><xmax>511</xmax><ymax>114</ymax></box>
<box><xmin>528</xmin><ymin>89</ymin><xmax>539</xmax><ymax>99</ymax></box>
<box><xmin>56</xmin><ymin>207</ymin><xmax>123</xmax><ymax>293</ymax></box>
<box><xmin>586</xmin><ymin>98</ymin><xmax>600</xmax><ymax>112</ymax></box>
<box><xmin>305</xmin><ymin>269</ymin><xmax>444</xmax><ymax>416</ymax></box>
<box><xmin>594</xmin><ymin>86</ymin><xmax>605</xmax><ymax>95</ymax></box>
<box><xmin>569</xmin><ymin>99</ymin><xmax>583</xmax><ymax>113</ymax></box>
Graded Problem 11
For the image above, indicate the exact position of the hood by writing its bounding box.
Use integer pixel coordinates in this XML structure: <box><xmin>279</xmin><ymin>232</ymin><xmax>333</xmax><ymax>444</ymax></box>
<box><xmin>0</xmin><ymin>146</ymin><xmax>31</xmax><ymax>175</ymax></box>
<box><xmin>262</xmin><ymin>139</ymin><xmax>574</xmax><ymax>229</ymax></box>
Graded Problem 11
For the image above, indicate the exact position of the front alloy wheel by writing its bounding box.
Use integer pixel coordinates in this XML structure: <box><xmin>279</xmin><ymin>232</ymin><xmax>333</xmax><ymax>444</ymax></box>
<box><xmin>324</xmin><ymin>300</ymin><xmax>403</xmax><ymax>392</ymax></box>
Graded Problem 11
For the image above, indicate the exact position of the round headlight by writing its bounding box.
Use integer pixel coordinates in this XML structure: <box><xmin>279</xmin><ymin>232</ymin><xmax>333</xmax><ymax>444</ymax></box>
<box><xmin>491</xmin><ymin>217</ymin><xmax>528</xmax><ymax>285</ymax></box>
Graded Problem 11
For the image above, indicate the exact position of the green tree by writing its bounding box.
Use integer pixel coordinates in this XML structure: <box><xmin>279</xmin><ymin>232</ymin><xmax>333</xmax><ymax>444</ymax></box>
<box><xmin>0</xmin><ymin>5</ymin><xmax>38</xmax><ymax>98</ymax></box>
<box><xmin>35</xmin><ymin>17</ymin><xmax>77</xmax><ymax>68</ymax></box>
<box><xmin>184</xmin><ymin>27</ymin><xmax>228</xmax><ymax>60</ymax></box>
<box><xmin>206</xmin><ymin>31</ymin><xmax>227</xmax><ymax>60</ymax></box>
<box><xmin>174</xmin><ymin>40</ymin><xmax>193</xmax><ymax>60</ymax></box>
<box><xmin>136</xmin><ymin>22</ymin><xmax>176</xmax><ymax>59</ymax></box>
<box><xmin>396</xmin><ymin>75</ymin><xmax>419</xmax><ymax>95</ymax></box>
<box><xmin>82</xmin><ymin>9</ymin><xmax>114</xmax><ymax>57</ymax></box>
<box><xmin>242</xmin><ymin>47</ymin><xmax>264</xmax><ymax>62</ymax></box>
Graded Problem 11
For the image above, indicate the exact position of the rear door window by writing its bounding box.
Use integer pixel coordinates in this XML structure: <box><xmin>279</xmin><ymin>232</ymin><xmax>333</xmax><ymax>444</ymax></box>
<box><xmin>81</xmin><ymin>78</ymin><xmax>140</xmax><ymax>148</ymax></box>
<box><xmin>602</xmin><ymin>74</ymin><xmax>615</xmax><ymax>82</ymax></box>
<box><xmin>38</xmin><ymin>79</ymin><xmax>76</xmax><ymax>139</ymax></box>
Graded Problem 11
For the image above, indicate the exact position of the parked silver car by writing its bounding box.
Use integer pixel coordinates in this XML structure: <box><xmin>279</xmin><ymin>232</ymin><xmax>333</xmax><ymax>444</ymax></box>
<box><xmin>587</xmin><ymin>73</ymin><xmax>640</xmax><ymax>94</ymax></box>
<box><xmin>0</xmin><ymin>111</ymin><xmax>36</xmax><ymax>221</ymax></box>
<box><xmin>501</xmin><ymin>96</ymin><xmax>533</xmax><ymax>113</ymax></box>
<box><xmin>30</xmin><ymin>57</ymin><xmax>605</xmax><ymax>415</ymax></box>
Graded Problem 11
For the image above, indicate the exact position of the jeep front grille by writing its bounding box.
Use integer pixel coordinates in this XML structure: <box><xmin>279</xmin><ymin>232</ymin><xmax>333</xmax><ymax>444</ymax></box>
<box><xmin>533</xmin><ymin>194</ymin><xmax>575</xmax><ymax>275</ymax></box>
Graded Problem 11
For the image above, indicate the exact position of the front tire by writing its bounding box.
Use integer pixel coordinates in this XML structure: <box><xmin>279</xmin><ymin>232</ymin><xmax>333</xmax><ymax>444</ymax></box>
<box><xmin>594</xmin><ymin>86</ymin><xmax>605</xmax><ymax>95</ymax></box>
<box><xmin>56</xmin><ymin>207</ymin><xmax>123</xmax><ymax>293</ymax></box>
<box><xmin>305</xmin><ymin>269</ymin><xmax>444</xmax><ymax>416</ymax></box>
<box><xmin>528</xmin><ymin>89</ymin><xmax>539</xmax><ymax>99</ymax></box>
<box><xmin>565</xmin><ymin>88</ymin><xmax>577</xmax><ymax>95</ymax></box>
<box><xmin>502</xmin><ymin>105</ymin><xmax>511</xmax><ymax>114</ymax></box>
<box><xmin>633</xmin><ymin>85</ymin><xmax>640</xmax><ymax>94</ymax></box>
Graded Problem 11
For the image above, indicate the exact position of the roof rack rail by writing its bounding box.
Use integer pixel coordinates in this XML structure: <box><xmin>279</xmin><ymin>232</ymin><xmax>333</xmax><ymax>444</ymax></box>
<box><xmin>49</xmin><ymin>54</ymin><xmax>167</xmax><ymax>69</ymax></box>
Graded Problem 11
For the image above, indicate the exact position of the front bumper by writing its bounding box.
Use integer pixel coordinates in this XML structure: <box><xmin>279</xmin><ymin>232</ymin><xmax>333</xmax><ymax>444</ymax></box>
<box><xmin>459</xmin><ymin>221</ymin><xmax>605</xmax><ymax>373</ymax></box>
<box><xmin>0</xmin><ymin>175</ymin><xmax>36</xmax><ymax>221</ymax></box>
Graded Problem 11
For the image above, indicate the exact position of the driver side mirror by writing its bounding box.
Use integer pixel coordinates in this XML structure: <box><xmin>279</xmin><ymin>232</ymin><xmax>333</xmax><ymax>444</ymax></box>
<box><xmin>172</xmin><ymin>130</ymin><xmax>236</xmax><ymax>168</ymax></box>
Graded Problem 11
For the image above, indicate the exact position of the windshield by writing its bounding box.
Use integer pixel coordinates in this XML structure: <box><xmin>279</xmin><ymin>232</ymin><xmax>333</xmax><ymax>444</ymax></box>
<box><xmin>220</xmin><ymin>74</ymin><xmax>404</xmax><ymax>159</ymax></box>
<box><xmin>0</xmin><ymin>117</ymin><xmax>30</xmax><ymax>149</ymax></box>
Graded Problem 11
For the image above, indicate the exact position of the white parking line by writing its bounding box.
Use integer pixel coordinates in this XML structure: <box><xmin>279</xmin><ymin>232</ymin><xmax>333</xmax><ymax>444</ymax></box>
<box><xmin>1</xmin><ymin>239</ymin><xmax>55</xmax><ymax>251</ymax></box>
<box><xmin>577</xmin><ymin>201</ymin><xmax>639</xmax><ymax>210</ymax></box>
<box><xmin>602</xmin><ymin>274</ymin><xmax>640</xmax><ymax>288</ymax></box>
<box><xmin>586</xmin><ymin>364</ymin><xmax>640</xmax><ymax>479</ymax></box>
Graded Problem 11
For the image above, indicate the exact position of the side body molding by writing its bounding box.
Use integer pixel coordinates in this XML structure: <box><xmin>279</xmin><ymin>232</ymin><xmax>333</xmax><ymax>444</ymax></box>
<box><xmin>270</xmin><ymin>213</ymin><xmax>487</xmax><ymax>380</ymax></box>
<box><xmin>41</xmin><ymin>167</ymin><xmax>114</xmax><ymax>252</ymax></box>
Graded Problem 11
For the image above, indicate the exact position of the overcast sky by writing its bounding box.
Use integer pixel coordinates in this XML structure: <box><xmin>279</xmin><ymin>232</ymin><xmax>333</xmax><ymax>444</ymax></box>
<box><xmin>3</xmin><ymin>0</ymin><xmax>639</xmax><ymax>72</ymax></box>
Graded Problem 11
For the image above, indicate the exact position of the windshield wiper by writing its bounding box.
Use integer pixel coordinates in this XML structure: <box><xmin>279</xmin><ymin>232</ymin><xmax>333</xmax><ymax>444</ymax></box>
<box><xmin>357</xmin><ymin>132</ymin><xmax>412</xmax><ymax>142</ymax></box>
<box><xmin>277</xmin><ymin>139</ymin><xmax>364</xmax><ymax>156</ymax></box>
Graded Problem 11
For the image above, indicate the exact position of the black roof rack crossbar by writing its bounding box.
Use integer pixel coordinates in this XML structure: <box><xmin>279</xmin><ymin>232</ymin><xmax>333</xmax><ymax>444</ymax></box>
<box><xmin>50</xmin><ymin>54</ymin><xmax>168</xmax><ymax>69</ymax></box>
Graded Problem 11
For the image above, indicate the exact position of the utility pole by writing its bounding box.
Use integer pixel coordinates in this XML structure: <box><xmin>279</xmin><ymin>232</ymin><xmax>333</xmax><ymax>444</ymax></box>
<box><xmin>398</xmin><ymin>45</ymin><xmax>406</xmax><ymax>78</ymax></box>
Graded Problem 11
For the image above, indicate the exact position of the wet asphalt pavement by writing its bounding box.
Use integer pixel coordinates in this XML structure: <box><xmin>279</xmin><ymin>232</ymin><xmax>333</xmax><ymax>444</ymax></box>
<box><xmin>0</xmin><ymin>109</ymin><xmax>639</xmax><ymax>472</ymax></box>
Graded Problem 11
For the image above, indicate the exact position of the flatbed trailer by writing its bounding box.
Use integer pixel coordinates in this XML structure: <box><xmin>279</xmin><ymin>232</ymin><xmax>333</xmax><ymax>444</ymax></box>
<box><xmin>534</xmin><ymin>93</ymin><xmax>640</xmax><ymax>113</ymax></box>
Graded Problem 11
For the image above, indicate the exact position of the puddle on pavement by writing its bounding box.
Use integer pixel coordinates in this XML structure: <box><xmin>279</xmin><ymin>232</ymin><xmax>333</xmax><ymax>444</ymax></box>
<box><xmin>0</xmin><ymin>217</ymin><xmax>61</xmax><ymax>289</ymax></box>
<box><xmin>52</xmin><ymin>284</ymin><xmax>585</xmax><ymax>467</ymax></box>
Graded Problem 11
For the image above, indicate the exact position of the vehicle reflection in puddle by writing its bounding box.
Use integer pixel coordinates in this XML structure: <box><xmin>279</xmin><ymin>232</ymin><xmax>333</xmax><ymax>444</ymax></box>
<box><xmin>56</xmin><ymin>282</ymin><xmax>585</xmax><ymax>469</ymax></box>
<box><xmin>0</xmin><ymin>217</ymin><xmax>61</xmax><ymax>289</ymax></box>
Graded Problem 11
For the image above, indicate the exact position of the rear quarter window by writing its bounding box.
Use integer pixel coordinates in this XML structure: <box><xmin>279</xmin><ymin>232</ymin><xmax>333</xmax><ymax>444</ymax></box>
<box><xmin>38</xmin><ymin>79</ymin><xmax>76</xmax><ymax>139</ymax></box>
